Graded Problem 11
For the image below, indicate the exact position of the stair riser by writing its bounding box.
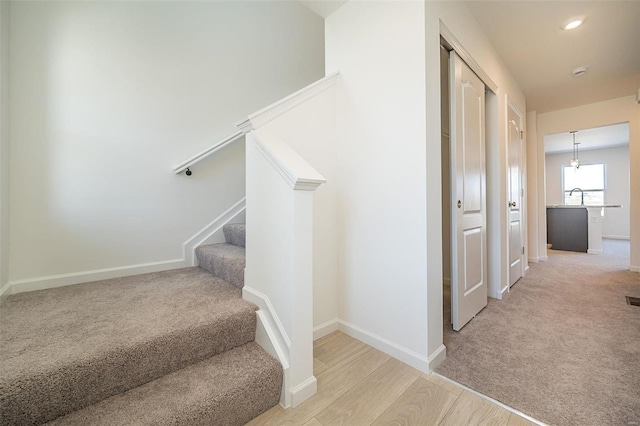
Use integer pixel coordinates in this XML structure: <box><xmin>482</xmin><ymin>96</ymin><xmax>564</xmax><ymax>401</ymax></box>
<box><xmin>197</xmin><ymin>253</ymin><xmax>244</xmax><ymax>288</ymax></box>
<box><xmin>1</xmin><ymin>310</ymin><xmax>256</xmax><ymax>426</ymax></box>
<box><xmin>47</xmin><ymin>343</ymin><xmax>283</xmax><ymax>426</ymax></box>
<box><xmin>223</xmin><ymin>224</ymin><xmax>246</xmax><ymax>248</ymax></box>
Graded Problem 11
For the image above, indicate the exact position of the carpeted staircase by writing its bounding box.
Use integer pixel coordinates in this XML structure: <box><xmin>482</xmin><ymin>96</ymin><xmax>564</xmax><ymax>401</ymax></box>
<box><xmin>0</xmin><ymin>223</ymin><xmax>283</xmax><ymax>425</ymax></box>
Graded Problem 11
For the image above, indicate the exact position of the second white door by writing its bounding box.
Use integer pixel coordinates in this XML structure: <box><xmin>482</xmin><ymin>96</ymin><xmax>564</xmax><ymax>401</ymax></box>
<box><xmin>507</xmin><ymin>101</ymin><xmax>523</xmax><ymax>287</ymax></box>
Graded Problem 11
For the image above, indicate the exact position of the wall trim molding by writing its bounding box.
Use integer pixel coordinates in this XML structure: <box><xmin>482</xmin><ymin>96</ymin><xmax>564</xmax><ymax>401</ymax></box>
<box><xmin>290</xmin><ymin>376</ymin><xmax>318</xmax><ymax>408</ymax></box>
<box><xmin>8</xmin><ymin>258</ymin><xmax>187</xmax><ymax>295</ymax></box>
<box><xmin>237</xmin><ymin>72</ymin><xmax>339</xmax><ymax>133</ymax></box>
<box><xmin>243</xmin><ymin>286</ymin><xmax>292</xmax><ymax>350</ymax></box>
<box><xmin>528</xmin><ymin>257</ymin><xmax>540</xmax><ymax>263</ymax></box>
<box><xmin>183</xmin><ymin>198</ymin><xmax>246</xmax><ymax>265</ymax></box>
<box><xmin>602</xmin><ymin>235</ymin><xmax>630</xmax><ymax>240</ymax></box>
<box><xmin>243</xmin><ymin>285</ymin><xmax>312</xmax><ymax>408</ymax></box>
<box><xmin>539</xmin><ymin>256</ymin><xmax>548</xmax><ymax>261</ymax></box>
<box><xmin>0</xmin><ymin>280</ymin><xmax>11</xmax><ymax>299</ymax></box>
<box><xmin>440</xmin><ymin>22</ymin><xmax>498</xmax><ymax>93</ymax></box>
<box><xmin>630</xmin><ymin>265</ymin><xmax>640</xmax><ymax>273</ymax></box>
<box><xmin>6</xmin><ymin>199</ymin><xmax>246</xmax><ymax>295</ymax></box>
<box><xmin>427</xmin><ymin>344</ymin><xmax>447</xmax><ymax>371</ymax></box>
<box><xmin>587</xmin><ymin>248</ymin><xmax>604</xmax><ymax>255</ymax></box>
<box><xmin>313</xmin><ymin>318</ymin><xmax>340</xmax><ymax>341</ymax></box>
<box><xmin>330</xmin><ymin>319</ymin><xmax>431</xmax><ymax>373</ymax></box>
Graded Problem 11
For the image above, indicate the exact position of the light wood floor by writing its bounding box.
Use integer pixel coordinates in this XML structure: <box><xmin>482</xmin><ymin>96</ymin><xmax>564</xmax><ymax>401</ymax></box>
<box><xmin>248</xmin><ymin>331</ymin><xmax>539</xmax><ymax>426</ymax></box>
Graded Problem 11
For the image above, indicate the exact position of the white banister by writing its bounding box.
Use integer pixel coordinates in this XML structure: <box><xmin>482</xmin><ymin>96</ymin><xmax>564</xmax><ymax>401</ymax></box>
<box><xmin>245</xmin><ymin>130</ymin><xmax>326</xmax><ymax>408</ymax></box>
<box><xmin>172</xmin><ymin>131</ymin><xmax>244</xmax><ymax>174</ymax></box>
<box><xmin>239</xmin><ymin>72</ymin><xmax>337</xmax><ymax>408</ymax></box>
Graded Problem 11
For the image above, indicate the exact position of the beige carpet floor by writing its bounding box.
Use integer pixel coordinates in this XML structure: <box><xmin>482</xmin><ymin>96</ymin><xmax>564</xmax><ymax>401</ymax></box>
<box><xmin>437</xmin><ymin>240</ymin><xmax>640</xmax><ymax>426</ymax></box>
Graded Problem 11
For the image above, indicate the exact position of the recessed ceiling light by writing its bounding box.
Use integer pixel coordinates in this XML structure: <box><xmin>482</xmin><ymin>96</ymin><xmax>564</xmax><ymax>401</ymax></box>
<box><xmin>571</xmin><ymin>66</ymin><xmax>588</xmax><ymax>77</ymax></box>
<box><xmin>562</xmin><ymin>15</ymin><xmax>587</xmax><ymax>31</ymax></box>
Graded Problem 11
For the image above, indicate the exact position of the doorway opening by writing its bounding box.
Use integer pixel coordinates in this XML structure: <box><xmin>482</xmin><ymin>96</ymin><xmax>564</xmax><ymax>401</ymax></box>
<box><xmin>543</xmin><ymin>122</ymin><xmax>631</xmax><ymax>262</ymax></box>
<box><xmin>440</xmin><ymin>39</ymin><xmax>501</xmax><ymax>333</ymax></box>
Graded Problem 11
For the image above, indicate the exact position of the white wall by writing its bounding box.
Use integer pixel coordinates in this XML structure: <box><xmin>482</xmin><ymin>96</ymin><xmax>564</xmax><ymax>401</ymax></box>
<box><xmin>8</xmin><ymin>1</ymin><xmax>324</xmax><ymax>285</ymax></box>
<box><xmin>0</xmin><ymin>1</ymin><xmax>9</xmax><ymax>298</ymax></box>
<box><xmin>323</xmin><ymin>0</ymin><xmax>527</xmax><ymax>370</ymax></box>
<box><xmin>545</xmin><ymin>146</ymin><xmax>630</xmax><ymax>239</ymax></box>
<box><xmin>256</xmin><ymin>84</ymin><xmax>339</xmax><ymax>333</ymax></box>
<box><xmin>326</xmin><ymin>1</ymin><xmax>431</xmax><ymax>367</ymax></box>
<box><xmin>529</xmin><ymin>96</ymin><xmax>640</xmax><ymax>269</ymax></box>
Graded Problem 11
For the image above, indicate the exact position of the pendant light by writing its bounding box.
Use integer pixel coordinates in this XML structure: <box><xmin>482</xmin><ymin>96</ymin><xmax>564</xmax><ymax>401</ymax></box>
<box><xmin>570</xmin><ymin>131</ymin><xmax>580</xmax><ymax>168</ymax></box>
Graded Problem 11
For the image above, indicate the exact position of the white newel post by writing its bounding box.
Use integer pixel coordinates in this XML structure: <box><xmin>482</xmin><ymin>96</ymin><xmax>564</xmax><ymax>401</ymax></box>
<box><xmin>289</xmin><ymin>188</ymin><xmax>317</xmax><ymax>405</ymax></box>
<box><xmin>243</xmin><ymin>130</ymin><xmax>325</xmax><ymax>408</ymax></box>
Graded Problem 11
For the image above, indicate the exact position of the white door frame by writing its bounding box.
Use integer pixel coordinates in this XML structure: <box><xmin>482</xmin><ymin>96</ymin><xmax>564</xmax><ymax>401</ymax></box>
<box><xmin>440</xmin><ymin>24</ymin><xmax>507</xmax><ymax>303</ymax></box>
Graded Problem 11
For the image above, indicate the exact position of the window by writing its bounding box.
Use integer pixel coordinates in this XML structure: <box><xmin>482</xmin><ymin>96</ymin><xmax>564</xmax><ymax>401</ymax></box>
<box><xmin>563</xmin><ymin>163</ymin><xmax>605</xmax><ymax>205</ymax></box>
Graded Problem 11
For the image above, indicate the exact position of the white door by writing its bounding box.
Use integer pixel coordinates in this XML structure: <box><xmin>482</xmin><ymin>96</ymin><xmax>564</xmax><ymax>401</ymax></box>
<box><xmin>507</xmin><ymin>101</ymin><xmax>523</xmax><ymax>287</ymax></box>
<box><xmin>449</xmin><ymin>52</ymin><xmax>487</xmax><ymax>331</ymax></box>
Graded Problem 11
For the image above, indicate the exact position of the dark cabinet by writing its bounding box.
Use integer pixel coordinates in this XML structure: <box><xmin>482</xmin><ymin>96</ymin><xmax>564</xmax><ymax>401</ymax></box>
<box><xmin>547</xmin><ymin>207</ymin><xmax>588</xmax><ymax>253</ymax></box>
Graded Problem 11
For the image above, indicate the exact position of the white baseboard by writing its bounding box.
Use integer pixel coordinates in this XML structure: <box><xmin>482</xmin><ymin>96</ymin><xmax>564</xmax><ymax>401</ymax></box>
<box><xmin>427</xmin><ymin>344</ymin><xmax>446</xmax><ymax>370</ymax></box>
<box><xmin>254</xmin><ymin>309</ymin><xmax>291</xmax><ymax>407</ymax></box>
<box><xmin>528</xmin><ymin>257</ymin><xmax>540</xmax><ymax>263</ymax></box>
<box><xmin>525</xmin><ymin>265</ymin><xmax>530</xmax><ymax>274</ymax></box>
<box><xmin>336</xmin><ymin>319</ymin><xmax>431</xmax><ymax>373</ymax></box>
<box><xmin>314</xmin><ymin>319</ymin><xmax>447</xmax><ymax>374</ymax></box>
<box><xmin>539</xmin><ymin>256</ymin><xmax>548</xmax><ymax>261</ymax></box>
<box><xmin>8</xmin><ymin>259</ymin><xmax>187</xmax><ymax>295</ymax></box>
<box><xmin>290</xmin><ymin>376</ymin><xmax>317</xmax><ymax>408</ymax></box>
<box><xmin>183</xmin><ymin>198</ymin><xmax>246</xmax><ymax>266</ymax></box>
<box><xmin>0</xmin><ymin>280</ymin><xmax>11</xmax><ymax>300</ymax></box>
<box><xmin>313</xmin><ymin>318</ymin><xmax>340</xmax><ymax>340</ymax></box>
<box><xmin>602</xmin><ymin>235</ymin><xmax>630</xmax><ymax>240</ymax></box>
<box><xmin>243</xmin><ymin>285</ymin><xmax>294</xmax><ymax>407</ymax></box>
<box><xmin>630</xmin><ymin>265</ymin><xmax>640</xmax><ymax>273</ymax></box>
<box><xmin>4</xmin><ymin>199</ymin><xmax>246</xmax><ymax>296</ymax></box>
<box><xmin>587</xmin><ymin>249</ymin><xmax>603</xmax><ymax>254</ymax></box>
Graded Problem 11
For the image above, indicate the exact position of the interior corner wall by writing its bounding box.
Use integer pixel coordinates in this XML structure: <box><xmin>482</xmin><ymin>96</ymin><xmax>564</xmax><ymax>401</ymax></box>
<box><xmin>0</xmin><ymin>1</ymin><xmax>10</xmax><ymax>296</ymax></box>
<box><xmin>325</xmin><ymin>0</ymin><xmax>430</xmax><ymax>365</ymax></box>
<box><xmin>545</xmin><ymin>146</ymin><xmax>630</xmax><ymax>239</ymax></box>
<box><xmin>8</xmin><ymin>1</ymin><xmax>324</xmax><ymax>285</ymax></box>
<box><xmin>255</xmin><ymin>87</ymin><xmax>339</xmax><ymax>333</ymax></box>
<box><xmin>533</xmin><ymin>96</ymin><xmax>640</xmax><ymax>269</ymax></box>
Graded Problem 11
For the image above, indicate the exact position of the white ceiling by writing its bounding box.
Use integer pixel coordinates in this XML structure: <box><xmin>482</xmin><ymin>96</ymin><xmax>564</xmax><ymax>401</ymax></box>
<box><xmin>463</xmin><ymin>1</ymin><xmax>640</xmax><ymax>113</ymax></box>
<box><xmin>544</xmin><ymin>122</ymin><xmax>629</xmax><ymax>154</ymax></box>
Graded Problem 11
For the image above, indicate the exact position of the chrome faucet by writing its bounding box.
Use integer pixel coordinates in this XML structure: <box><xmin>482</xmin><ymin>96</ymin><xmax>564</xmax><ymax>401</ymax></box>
<box><xmin>569</xmin><ymin>187</ymin><xmax>584</xmax><ymax>205</ymax></box>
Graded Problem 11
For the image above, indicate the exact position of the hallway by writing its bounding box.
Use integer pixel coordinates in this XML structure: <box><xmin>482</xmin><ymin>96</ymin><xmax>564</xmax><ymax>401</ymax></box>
<box><xmin>438</xmin><ymin>240</ymin><xmax>640</xmax><ymax>426</ymax></box>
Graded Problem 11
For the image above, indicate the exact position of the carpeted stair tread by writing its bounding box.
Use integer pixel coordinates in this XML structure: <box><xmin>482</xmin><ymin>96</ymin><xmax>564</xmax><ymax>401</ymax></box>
<box><xmin>196</xmin><ymin>243</ymin><xmax>245</xmax><ymax>288</ymax></box>
<box><xmin>223</xmin><ymin>223</ymin><xmax>246</xmax><ymax>248</ymax></box>
<box><xmin>0</xmin><ymin>267</ymin><xmax>258</xmax><ymax>425</ymax></box>
<box><xmin>47</xmin><ymin>342</ymin><xmax>282</xmax><ymax>426</ymax></box>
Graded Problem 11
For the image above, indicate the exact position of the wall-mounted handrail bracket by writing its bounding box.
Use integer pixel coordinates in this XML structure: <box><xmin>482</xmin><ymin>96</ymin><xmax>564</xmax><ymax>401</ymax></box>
<box><xmin>173</xmin><ymin>131</ymin><xmax>244</xmax><ymax>174</ymax></box>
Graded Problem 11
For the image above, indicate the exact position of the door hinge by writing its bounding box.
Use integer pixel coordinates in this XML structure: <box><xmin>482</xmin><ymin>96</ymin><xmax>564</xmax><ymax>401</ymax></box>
<box><xmin>522</xmin><ymin>247</ymin><xmax>525</xmax><ymax>255</ymax></box>
<box><xmin>521</xmin><ymin>188</ymin><xmax>524</xmax><ymax>197</ymax></box>
<box><xmin>520</xmin><ymin>130</ymin><xmax>524</xmax><ymax>140</ymax></box>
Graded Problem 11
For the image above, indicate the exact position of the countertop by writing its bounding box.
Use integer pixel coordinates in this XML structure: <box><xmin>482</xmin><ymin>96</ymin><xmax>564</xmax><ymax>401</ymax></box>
<box><xmin>546</xmin><ymin>204</ymin><xmax>622</xmax><ymax>208</ymax></box>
